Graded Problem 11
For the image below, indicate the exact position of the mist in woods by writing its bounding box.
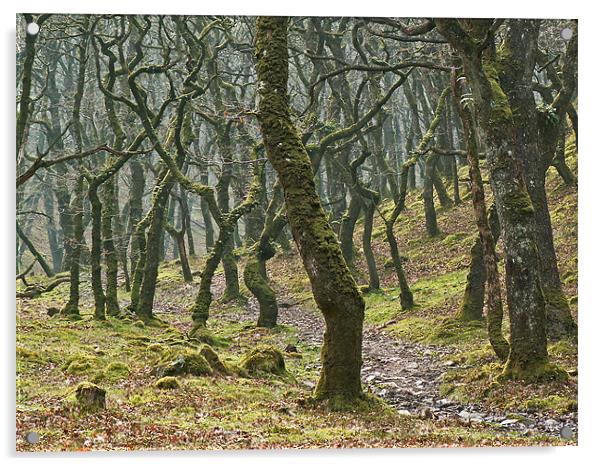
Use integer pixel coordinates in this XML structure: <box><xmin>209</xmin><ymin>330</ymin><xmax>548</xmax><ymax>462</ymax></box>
<box><xmin>16</xmin><ymin>15</ymin><xmax>578</xmax><ymax>451</ymax></box>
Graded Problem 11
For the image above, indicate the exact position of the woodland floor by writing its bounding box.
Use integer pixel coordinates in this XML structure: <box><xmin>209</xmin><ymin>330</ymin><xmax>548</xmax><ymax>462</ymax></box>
<box><xmin>15</xmin><ymin>149</ymin><xmax>578</xmax><ymax>451</ymax></box>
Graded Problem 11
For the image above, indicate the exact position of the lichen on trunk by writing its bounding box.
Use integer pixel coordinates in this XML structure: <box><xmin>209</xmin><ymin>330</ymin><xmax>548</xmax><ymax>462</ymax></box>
<box><xmin>255</xmin><ymin>16</ymin><xmax>365</xmax><ymax>405</ymax></box>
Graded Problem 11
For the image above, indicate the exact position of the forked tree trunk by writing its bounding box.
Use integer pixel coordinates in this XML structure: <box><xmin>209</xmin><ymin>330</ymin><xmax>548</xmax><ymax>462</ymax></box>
<box><xmin>436</xmin><ymin>19</ymin><xmax>554</xmax><ymax>380</ymax></box>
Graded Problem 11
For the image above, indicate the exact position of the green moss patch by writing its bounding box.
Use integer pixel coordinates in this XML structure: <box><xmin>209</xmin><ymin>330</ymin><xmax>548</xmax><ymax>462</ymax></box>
<box><xmin>240</xmin><ymin>345</ymin><xmax>286</xmax><ymax>376</ymax></box>
<box><xmin>62</xmin><ymin>354</ymin><xmax>98</xmax><ymax>375</ymax></box>
<box><xmin>155</xmin><ymin>351</ymin><xmax>213</xmax><ymax>377</ymax></box>
<box><xmin>155</xmin><ymin>376</ymin><xmax>181</xmax><ymax>390</ymax></box>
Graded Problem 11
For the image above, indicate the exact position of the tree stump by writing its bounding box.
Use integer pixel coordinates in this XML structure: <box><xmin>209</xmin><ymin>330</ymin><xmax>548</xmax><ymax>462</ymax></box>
<box><xmin>75</xmin><ymin>382</ymin><xmax>106</xmax><ymax>411</ymax></box>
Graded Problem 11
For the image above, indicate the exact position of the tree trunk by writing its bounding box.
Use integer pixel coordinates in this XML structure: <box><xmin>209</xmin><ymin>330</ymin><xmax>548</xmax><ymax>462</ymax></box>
<box><xmin>435</xmin><ymin>19</ymin><xmax>553</xmax><ymax>379</ymax></box>
<box><xmin>101</xmin><ymin>177</ymin><xmax>120</xmax><ymax>316</ymax></box>
<box><xmin>498</xmin><ymin>20</ymin><xmax>576</xmax><ymax>341</ymax></box>
<box><xmin>423</xmin><ymin>154</ymin><xmax>439</xmax><ymax>236</ymax></box>
<box><xmin>362</xmin><ymin>200</ymin><xmax>380</xmax><ymax>291</ymax></box>
<box><xmin>255</xmin><ymin>17</ymin><xmax>365</xmax><ymax>405</ymax></box>
<box><xmin>89</xmin><ymin>183</ymin><xmax>106</xmax><ymax>319</ymax></box>
<box><xmin>452</xmin><ymin>68</ymin><xmax>509</xmax><ymax>359</ymax></box>
<box><xmin>338</xmin><ymin>193</ymin><xmax>362</xmax><ymax>268</ymax></box>
<box><xmin>16</xmin><ymin>221</ymin><xmax>54</xmax><ymax>277</ymax></box>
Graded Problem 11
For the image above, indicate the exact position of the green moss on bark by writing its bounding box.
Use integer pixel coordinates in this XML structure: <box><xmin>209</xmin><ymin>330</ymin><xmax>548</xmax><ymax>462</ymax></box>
<box><xmin>482</xmin><ymin>60</ymin><xmax>513</xmax><ymax>126</ymax></box>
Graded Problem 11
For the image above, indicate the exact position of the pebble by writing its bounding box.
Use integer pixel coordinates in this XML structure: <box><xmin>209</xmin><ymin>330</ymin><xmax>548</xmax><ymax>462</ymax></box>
<box><xmin>544</xmin><ymin>419</ymin><xmax>561</xmax><ymax>430</ymax></box>
<box><xmin>419</xmin><ymin>407</ymin><xmax>435</xmax><ymax>420</ymax></box>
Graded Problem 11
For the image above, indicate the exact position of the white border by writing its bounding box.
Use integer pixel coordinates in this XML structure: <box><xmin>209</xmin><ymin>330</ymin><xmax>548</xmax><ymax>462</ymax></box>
<box><xmin>3</xmin><ymin>1</ymin><xmax>599</xmax><ymax>465</ymax></box>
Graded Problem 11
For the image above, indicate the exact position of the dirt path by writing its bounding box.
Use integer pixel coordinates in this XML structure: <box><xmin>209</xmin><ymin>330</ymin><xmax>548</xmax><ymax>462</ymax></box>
<box><xmin>201</xmin><ymin>270</ymin><xmax>575</xmax><ymax>439</ymax></box>
<box><xmin>241</xmin><ymin>293</ymin><xmax>577</xmax><ymax>439</ymax></box>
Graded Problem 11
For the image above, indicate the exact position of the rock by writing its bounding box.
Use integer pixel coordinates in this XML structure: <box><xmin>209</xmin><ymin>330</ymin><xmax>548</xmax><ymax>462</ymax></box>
<box><xmin>199</xmin><ymin>345</ymin><xmax>229</xmax><ymax>374</ymax></box>
<box><xmin>397</xmin><ymin>409</ymin><xmax>412</xmax><ymax>417</ymax></box>
<box><xmin>300</xmin><ymin>380</ymin><xmax>315</xmax><ymax>391</ymax></box>
<box><xmin>508</xmin><ymin>414</ymin><xmax>535</xmax><ymax>426</ymax></box>
<box><xmin>284</xmin><ymin>344</ymin><xmax>299</xmax><ymax>354</ymax></box>
<box><xmin>406</xmin><ymin>362</ymin><xmax>419</xmax><ymax>370</ymax></box>
<box><xmin>444</xmin><ymin>360</ymin><xmax>457</xmax><ymax>367</ymax></box>
<box><xmin>459</xmin><ymin>410</ymin><xmax>484</xmax><ymax>423</ymax></box>
<box><xmin>277</xmin><ymin>405</ymin><xmax>292</xmax><ymax>415</ymax></box>
<box><xmin>47</xmin><ymin>307</ymin><xmax>60</xmax><ymax>317</ymax></box>
<box><xmin>240</xmin><ymin>345</ymin><xmax>286</xmax><ymax>376</ymax></box>
<box><xmin>419</xmin><ymin>407</ymin><xmax>435</xmax><ymax>420</ymax></box>
<box><xmin>366</xmin><ymin>374</ymin><xmax>377</xmax><ymax>382</ymax></box>
<box><xmin>500</xmin><ymin>419</ymin><xmax>519</xmax><ymax>427</ymax></box>
<box><xmin>544</xmin><ymin>419</ymin><xmax>561</xmax><ymax>430</ymax></box>
<box><xmin>155</xmin><ymin>376</ymin><xmax>180</xmax><ymax>390</ymax></box>
<box><xmin>436</xmin><ymin>398</ymin><xmax>453</xmax><ymax>408</ymax></box>
<box><xmin>156</xmin><ymin>351</ymin><xmax>213</xmax><ymax>377</ymax></box>
<box><xmin>75</xmin><ymin>382</ymin><xmax>106</xmax><ymax>411</ymax></box>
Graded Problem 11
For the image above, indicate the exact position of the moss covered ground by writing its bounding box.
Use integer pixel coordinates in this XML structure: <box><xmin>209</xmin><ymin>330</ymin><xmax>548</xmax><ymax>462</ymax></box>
<box><xmin>16</xmin><ymin>145</ymin><xmax>577</xmax><ymax>451</ymax></box>
<box><xmin>16</xmin><ymin>254</ymin><xmax>573</xmax><ymax>450</ymax></box>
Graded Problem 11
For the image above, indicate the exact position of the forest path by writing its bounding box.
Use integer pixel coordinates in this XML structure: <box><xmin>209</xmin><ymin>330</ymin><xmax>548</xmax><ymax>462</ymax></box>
<box><xmin>238</xmin><ymin>290</ymin><xmax>577</xmax><ymax>439</ymax></box>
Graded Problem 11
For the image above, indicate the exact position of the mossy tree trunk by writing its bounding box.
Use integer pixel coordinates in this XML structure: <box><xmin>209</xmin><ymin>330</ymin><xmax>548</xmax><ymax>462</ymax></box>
<box><xmin>451</xmin><ymin>68</ymin><xmax>509</xmax><ymax>359</ymax></box>
<box><xmin>338</xmin><ymin>193</ymin><xmax>362</xmax><ymax>268</ymax></box>
<box><xmin>127</xmin><ymin>159</ymin><xmax>145</xmax><ymax>274</ymax></box>
<box><xmin>379</xmin><ymin>86</ymin><xmax>451</xmax><ymax>310</ymax></box>
<box><xmin>16</xmin><ymin>221</ymin><xmax>54</xmax><ymax>278</ymax></box>
<box><xmin>423</xmin><ymin>153</ymin><xmax>439</xmax><ymax>236</ymax></box>
<box><xmin>88</xmin><ymin>182</ymin><xmax>106</xmax><ymax>319</ymax></box>
<box><xmin>62</xmin><ymin>175</ymin><xmax>85</xmax><ymax>317</ymax></box>
<box><xmin>432</xmin><ymin>166</ymin><xmax>453</xmax><ymax>209</ymax></box>
<box><xmin>136</xmin><ymin>174</ymin><xmax>176</xmax><ymax>321</ymax></box>
<box><xmin>445</xmin><ymin>101</ymin><xmax>462</xmax><ymax>205</ymax></box>
<box><xmin>552</xmin><ymin>120</ymin><xmax>577</xmax><ymax>187</ymax></box>
<box><xmin>362</xmin><ymin>198</ymin><xmax>380</xmax><ymax>292</ymax></box>
<box><xmin>197</xmin><ymin>160</ymin><xmax>215</xmax><ymax>252</ymax></box>
<box><xmin>165</xmin><ymin>197</ymin><xmax>194</xmax><ymax>283</ymax></box>
<box><xmin>349</xmin><ymin>150</ymin><xmax>380</xmax><ymax>292</ymax></box>
<box><xmin>383</xmin><ymin>193</ymin><xmax>414</xmax><ymax>310</ymax></box>
<box><xmin>113</xmin><ymin>180</ymin><xmax>130</xmax><ymax>292</ymax></box>
<box><xmin>99</xmin><ymin>53</ymin><xmax>126</xmax><ymax>317</ymax></box>
<box><xmin>255</xmin><ymin>17</ymin><xmax>365</xmax><ymax>404</ymax></box>
<box><xmin>189</xmin><ymin>168</ymin><xmax>260</xmax><ymax>332</ymax></box>
<box><xmin>436</xmin><ymin>19</ymin><xmax>552</xmax><ymax>379</ymax></box>
<box><xmin>498</xmin><ymin>20</ymin><xmax>577</xmax><ymax>341</ymax></box>
<box><xmin>16</xmin><ymin>14</ymin><xmax>50</xmax><ymax>157</ymax></box>
<box><xmin>61</xmin><ymin>23</ymin><xmax>89</xmax><ymax>317</ymax></box>
<box><xmin>244</xmin><ymin>183</ymin><xmax>287</xmax><ymax>328</ymax></box>
<box><xmin>42</xmin><ymin>181</ymin><xmax>63</xmax><ymax>273</ymax></box>
<box><xmin>460</xmin><ymin>235</ymin><xmax>486</xmax><ymax>321</ymax></box>
<box><xmin>179</xmin><ymin>182</ymin><xmax>196</xmax><ymax>257</ymax></box>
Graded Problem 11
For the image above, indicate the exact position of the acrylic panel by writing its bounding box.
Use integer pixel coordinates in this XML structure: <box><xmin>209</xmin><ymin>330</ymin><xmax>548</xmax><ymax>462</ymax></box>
<box><xmin>15</xmin><ymin>14</ymin><xmax>578</xmax><ymax>451</ymax></box>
